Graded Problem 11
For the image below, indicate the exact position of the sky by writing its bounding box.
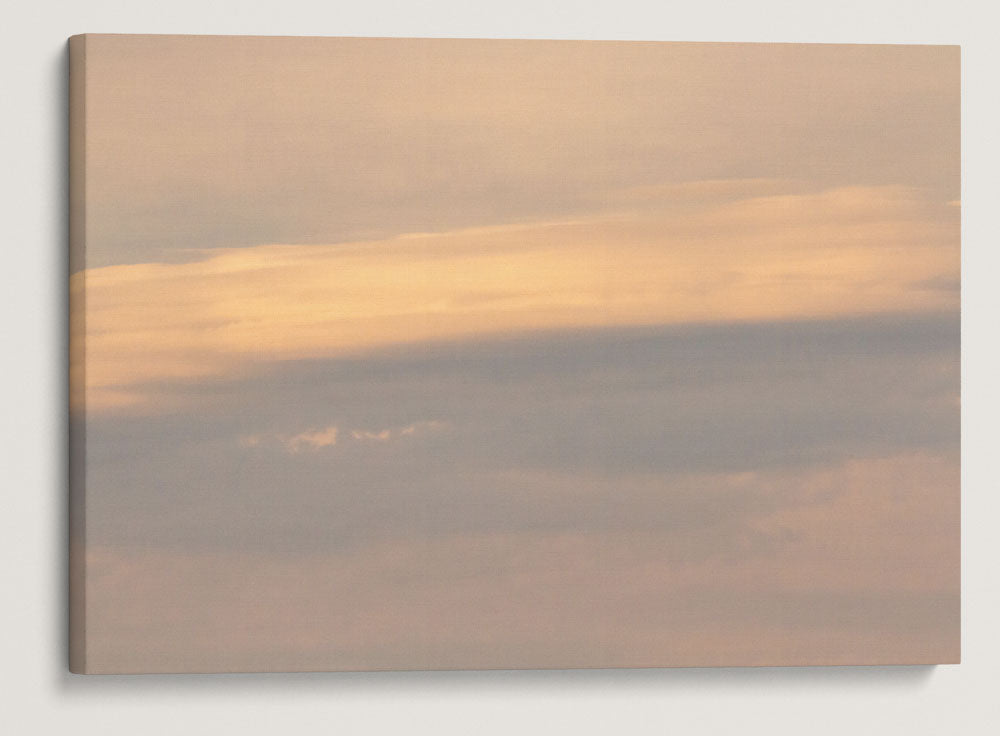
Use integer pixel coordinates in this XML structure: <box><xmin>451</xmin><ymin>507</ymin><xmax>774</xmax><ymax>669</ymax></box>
<box><xmin>71</xmin><ymin>35</ymin><xmax>959</xmax><ymax>673</ymax></box>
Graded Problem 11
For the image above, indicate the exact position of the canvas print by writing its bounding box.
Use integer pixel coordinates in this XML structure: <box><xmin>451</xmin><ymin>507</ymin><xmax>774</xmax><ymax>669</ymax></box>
<box><xmin>69</xmin><ymin>35</ymin><xmax>960</xmax><ymax>673</ymax></box>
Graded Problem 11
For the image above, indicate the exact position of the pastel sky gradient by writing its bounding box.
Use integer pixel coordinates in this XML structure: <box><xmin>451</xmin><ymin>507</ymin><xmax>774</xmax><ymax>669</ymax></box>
<box><xmin>71</xmin><ymin>36</ymin><xmax>959</xmax><ymax>673</ymax></box>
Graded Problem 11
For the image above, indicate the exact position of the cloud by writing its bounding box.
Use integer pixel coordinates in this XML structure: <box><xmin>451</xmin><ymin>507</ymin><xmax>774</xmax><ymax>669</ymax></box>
<box><xmin>71</xmin><ymin>184</ymin><xmax>958</xmax><ymax>413</ymax></box>
<box><xmin>282</xmin><ymin>426</ymin><xmax>339</xmax><ymax>453</ymax></box>
<box><xmin>239</xmin><ymin>420</ymin><xmax>448</xmax><ymax>453</ymax></box>
<box><xmin>400</xmin><ymin>420</ymin><xmax>447</xmax><ymax>436</ymax></box>
<box><xmin>79</xmin><ymin>312</ymin><xmax>958</xmax><ymax>672</ymax></box>
<box><xmin>82</xmin><ymin>449</ymin><xmax>958</xmax><ymax>672</ymax></box>
<box><xmin>351</xmin><ymin>420</ymin><xmax>449</xmax><ymax>441</ymax></box>
<box><xmin>350</xmin><ymin>429</ymin><xmax>391</xmax><ymax>442</ymax></box>
<box><xmin>83</xmin><ymin>313</ymin><xmax>957</xmax><ymax>557</ymax></box>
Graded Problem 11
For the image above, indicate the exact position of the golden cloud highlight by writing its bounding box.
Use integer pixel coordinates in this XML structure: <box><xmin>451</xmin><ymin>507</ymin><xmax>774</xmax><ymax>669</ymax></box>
<box><xmin>72</xmin><ymin>184</ymin><xmax>958</xmax><ymax>413</ymax></box>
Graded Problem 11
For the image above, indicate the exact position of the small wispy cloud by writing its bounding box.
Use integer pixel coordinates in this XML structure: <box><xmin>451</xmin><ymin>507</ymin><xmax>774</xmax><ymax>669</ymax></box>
<box><xmin>352</xmin><ymin>420</ymin><xmax>449</xmax><ymax>442</ymax></box>
<box><xmin>239</xmin><ymin>426</ymin><xmax>340</xmax><ymax>453</ymax></box>
<box><xmin>283</xmin><ymin>426</ymin><xmax>339</xmax><ymax>453</ymax></box>
<box><xmin>400</xmin><ymin>420</ymin><xmax>447</xmax><ymax>435</ymax></box>
<box><xmin>351</xmin><ymin>429</ymin><xmax>391</xmax><ymax>442</ymax></box>
<box><xmin>239</xmin><ymin>420</ymin><xmax>447</xmax><ymax>453</ymax></box>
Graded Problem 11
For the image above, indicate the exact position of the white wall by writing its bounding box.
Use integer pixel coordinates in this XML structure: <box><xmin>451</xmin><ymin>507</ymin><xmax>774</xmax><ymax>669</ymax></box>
<box><xmin>2</xmin><ymin>1</ymin><xmax>997</xmax><ymax>733</ymax></box>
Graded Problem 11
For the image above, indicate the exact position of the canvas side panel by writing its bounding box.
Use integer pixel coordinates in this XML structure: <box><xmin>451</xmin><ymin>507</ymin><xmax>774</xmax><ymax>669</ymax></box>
<box><xmin>68</xmin><ymin>33</ymin><xmax>88</xmax><ymax>674</ymax></box>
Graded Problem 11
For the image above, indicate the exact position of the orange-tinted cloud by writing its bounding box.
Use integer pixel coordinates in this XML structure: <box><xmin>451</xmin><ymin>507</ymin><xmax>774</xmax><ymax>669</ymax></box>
<box><xmin>72</xmin><ymin>183</ymin><xmax>958</xmax><ymax>413</ymax></box>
